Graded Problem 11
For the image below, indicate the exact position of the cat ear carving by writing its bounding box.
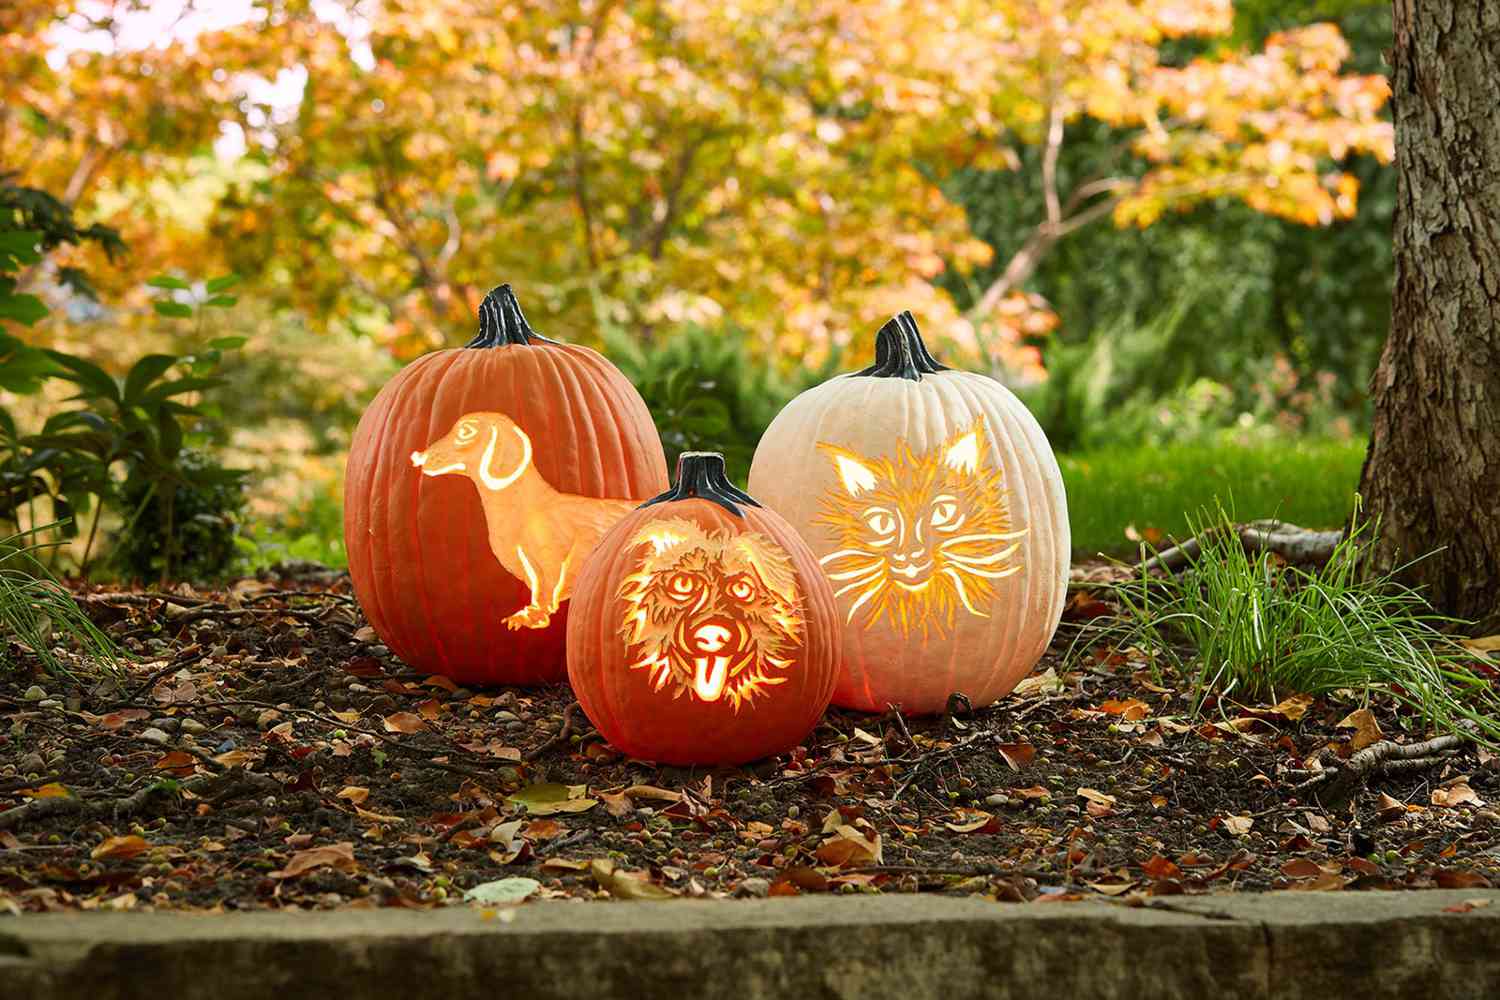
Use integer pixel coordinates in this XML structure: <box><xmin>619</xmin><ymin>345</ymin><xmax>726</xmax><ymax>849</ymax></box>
<box><xmin>942</xmin><ymin>419</ymin><xmax>986</xmax><ymax>475</ymax></box>
<box><xmin>818</xmin><ymin>443</ymin><xmax>879</xmax><ymax>497</ymax></box>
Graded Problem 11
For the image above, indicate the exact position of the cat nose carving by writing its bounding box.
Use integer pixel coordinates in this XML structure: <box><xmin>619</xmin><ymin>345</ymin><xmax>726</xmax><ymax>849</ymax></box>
<box><xmin>691</xmin><ymin>621</ymin><xmax>734</xmax><ymax>653</ymax></box>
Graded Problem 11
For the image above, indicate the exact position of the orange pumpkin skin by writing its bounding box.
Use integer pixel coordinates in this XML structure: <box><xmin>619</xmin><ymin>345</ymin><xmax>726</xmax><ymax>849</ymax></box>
<box><xmin>566</xmin><ymin>454</ymin><xmax>839</xmax><ymax>765</ymax></box>
<box><xmin>344</xmin><ymin>286</ymin><xmax>667</xmax><ymax>686</ymax></box>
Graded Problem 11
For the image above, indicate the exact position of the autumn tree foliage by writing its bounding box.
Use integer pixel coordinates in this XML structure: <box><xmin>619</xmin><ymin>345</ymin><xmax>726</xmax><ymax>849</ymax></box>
<box><xmin>3</xmin><ymin>0</ymin><xmax>1392</xmax><ymax>374</ymax></box>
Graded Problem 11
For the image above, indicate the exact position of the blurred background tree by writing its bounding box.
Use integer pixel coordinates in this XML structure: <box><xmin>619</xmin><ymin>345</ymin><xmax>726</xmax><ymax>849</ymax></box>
<box><xmin>0</xmin><ymin>0</ymin><xmax>1397</xmax><ymax>570</ymax></box>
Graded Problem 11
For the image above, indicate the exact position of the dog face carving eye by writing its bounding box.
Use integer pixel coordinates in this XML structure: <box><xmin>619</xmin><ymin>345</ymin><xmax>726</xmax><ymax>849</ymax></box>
<box><xmin>726</xmin><ymin>577</ymin><xmax>755</xmax><ymax>602</ymax></box>
<box><xmin>667</xmin><ymin>573</ymin><xmax>699</xmax><ymax>600</ymax></box>
<box><xmin>454</xmin><ymin>421</ymin><xmax>478</xmax><ymax>444</ymax></box>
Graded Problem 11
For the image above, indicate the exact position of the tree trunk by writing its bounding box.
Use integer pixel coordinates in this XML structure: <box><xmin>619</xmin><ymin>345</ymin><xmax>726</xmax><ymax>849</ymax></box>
<box><xmin>1359</xmin><ymin>1</ymin><xmax>1500</xmax><ymax>634</ymax></box>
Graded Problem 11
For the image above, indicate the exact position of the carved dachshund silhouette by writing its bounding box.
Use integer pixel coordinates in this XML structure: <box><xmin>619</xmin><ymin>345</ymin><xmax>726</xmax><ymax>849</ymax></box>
<box><xmin>412</xmin><ymin>412</ymin><xmax>636</xmax><ymax>630</ymax></box>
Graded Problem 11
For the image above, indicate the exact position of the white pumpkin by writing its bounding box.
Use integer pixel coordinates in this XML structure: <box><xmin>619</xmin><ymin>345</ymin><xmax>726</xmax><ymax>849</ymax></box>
<box><xmin>747</xmin><ymin>312</ymin><xmax>1069</xmax><ymax>714</ymax></box>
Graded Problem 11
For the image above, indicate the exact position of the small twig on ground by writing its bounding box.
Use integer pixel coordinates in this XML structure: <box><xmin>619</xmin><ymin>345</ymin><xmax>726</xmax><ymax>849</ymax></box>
<box><xmin>524</xmin><ymin>702</ymin><xmax>585</xmax><ymax>762</ymax></box>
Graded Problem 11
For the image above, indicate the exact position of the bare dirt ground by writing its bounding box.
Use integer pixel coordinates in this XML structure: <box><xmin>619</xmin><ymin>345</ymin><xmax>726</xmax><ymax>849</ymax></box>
<box><xmin>2</xmin><ymin>565</ymin><xmax>1497</xmax><ymax>912</ymax></box>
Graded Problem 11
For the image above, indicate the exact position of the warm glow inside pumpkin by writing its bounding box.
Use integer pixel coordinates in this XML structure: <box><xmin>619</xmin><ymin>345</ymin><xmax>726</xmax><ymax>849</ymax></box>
<box><xmin>567</xmin><ymin>452</ymin><xmax>839</xmax><ymax>765</ymax></box>
<box><xmin>748</xmin><ymin>312</ymin><xmax>1069</xmax><ymax>714</ymax></box>
<box><xmin>344</xmin><ymin>285</ymin><xmax>667</xmax><ymax>685</ymax></box>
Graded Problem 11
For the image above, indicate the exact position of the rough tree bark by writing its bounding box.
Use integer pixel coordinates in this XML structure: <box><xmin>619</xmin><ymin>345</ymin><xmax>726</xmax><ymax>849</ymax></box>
<box><xmin>1358</xmin><ymin>0</ymin><xmax>1500</xmax><ymax>634</ymax></box>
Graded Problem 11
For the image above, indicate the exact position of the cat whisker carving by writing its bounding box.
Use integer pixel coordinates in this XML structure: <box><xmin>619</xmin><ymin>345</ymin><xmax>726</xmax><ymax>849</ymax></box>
<box><xmin>815</xmin><ymin>418</ymin><xmax>1026</xmax><ymax>637</ymax></box>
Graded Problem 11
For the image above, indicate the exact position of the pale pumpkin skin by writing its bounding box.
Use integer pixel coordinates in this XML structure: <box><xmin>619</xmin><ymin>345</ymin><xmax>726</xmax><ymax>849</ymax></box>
<box><xmin>747</xmin><ymin>314</ymin><xmax>1069</xmax><ymax>715</ymax></box>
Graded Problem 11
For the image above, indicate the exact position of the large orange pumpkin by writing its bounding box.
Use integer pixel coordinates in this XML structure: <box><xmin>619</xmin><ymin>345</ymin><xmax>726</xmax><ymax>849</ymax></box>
<box><xmin>566</xmin><ymin>452</ymin><xmax>839</xmax><ymax>765</ymax></box>
<box><xmin>344</xmin><ymin>285</ymin><xmax>667</xmax><ymax>685</ymax></box>
<box><xmin>747</xmin><ymin>312</ymin><xmax>1069</xmax><ymax>715</ymax></box>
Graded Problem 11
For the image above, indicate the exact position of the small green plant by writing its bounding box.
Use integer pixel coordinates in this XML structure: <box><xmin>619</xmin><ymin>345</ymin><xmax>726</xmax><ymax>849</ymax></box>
<box><xmin>1105</xmin><ymin>504</ymin><xmax>1500</xmax><ymax>742</ymax></box>
<box><xmin>0</xmin><ymin>527</ymin><xmax>120</xmax><ymax>678</ymax></box>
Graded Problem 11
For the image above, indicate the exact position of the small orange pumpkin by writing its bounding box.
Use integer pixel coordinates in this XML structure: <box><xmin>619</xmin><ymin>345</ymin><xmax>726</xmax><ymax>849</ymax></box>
<box><xmin>566</xmin><ymin>452</ymin><xmax>839</xmax><ymax>765</ymax></box>
<box><xmin>344</xmin><ymin>285</ymin><xmax>667</xmax><ymax>685</ymax></box>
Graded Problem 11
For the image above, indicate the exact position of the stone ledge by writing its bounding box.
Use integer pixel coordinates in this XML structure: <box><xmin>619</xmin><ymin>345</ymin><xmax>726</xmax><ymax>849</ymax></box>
<box><xmin>2</xmin><ymin>890</ymin><xmax>1498</xmax><ymax>1000</ymax></box>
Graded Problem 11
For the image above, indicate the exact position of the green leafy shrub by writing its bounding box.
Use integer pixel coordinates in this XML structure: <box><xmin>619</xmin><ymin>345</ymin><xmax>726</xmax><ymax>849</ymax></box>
<box><xmin>604</xmin><ymin>324</ymin><xmax>840</xmax><ymax>481</ymax></box>
<box><xmin>111</xmin><ymin>448</ymin><xmax>246</xmax><ymax>581</ymax></box>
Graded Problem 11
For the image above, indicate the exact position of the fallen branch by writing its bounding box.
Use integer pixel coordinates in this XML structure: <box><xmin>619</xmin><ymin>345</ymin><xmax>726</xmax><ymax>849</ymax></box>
<box><xmin>1141</xmin><ymin>521</ymin><xmax>1344</xmax><ymax>574</ymax></box>
<box><xmin>1294</xmin><ymin>732</ymin><xmax>1470</xmax><ymax>807</ymax></box>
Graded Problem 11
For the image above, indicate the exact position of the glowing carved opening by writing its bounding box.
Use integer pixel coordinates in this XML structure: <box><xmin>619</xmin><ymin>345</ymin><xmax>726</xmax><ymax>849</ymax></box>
<box><xmin>617</xmin><ymin>518</ymin><xmax>805</xmax><ymax>712</ymax></box>
<box><xmin>413</xmin><ymin>411</ymin><xmax>636</xmax><ymax>630</ymax></box>
<box><xmin>815</xmin><ymin>417</ymin><xmax>1026</xmax><ymax>638</ymax></box>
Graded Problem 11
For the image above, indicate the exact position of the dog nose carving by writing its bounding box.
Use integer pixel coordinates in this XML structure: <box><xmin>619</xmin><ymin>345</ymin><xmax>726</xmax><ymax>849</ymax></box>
<box><xmin>691</xmin><ymin>622</ymin><xmax>733</xmax><ymax>653</ymax></box>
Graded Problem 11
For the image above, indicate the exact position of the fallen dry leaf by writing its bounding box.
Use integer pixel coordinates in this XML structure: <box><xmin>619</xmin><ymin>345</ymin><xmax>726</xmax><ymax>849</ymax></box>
<box><xmin>1098</xmin><ymin>698</ymin><xmax>1150</xmax><ymax>721</ymax></box>
<box><xmin>18</xmin><ymin>783</ymin><xmax>70</xmax><ymax>799</ymax></box>
<box><xmin>1460</xmin><ymin>635</ymin><xmax>1500</xmax><ymax>655</ymax></box>
<box><xmin>97</xmin><ymin>709</ymin><xmax>150</xmax><ymax>730</ymax></box>
<box><xmin>1012</xmin><ymin>668</ymin><xmax>1063</xmax><ymax>699</ymax></box>
<box><xmin>336</xmin><ymin>785</ymin><xmax>370</xmax><ymax>805</ymax></box>
<box><xmin>590</xmin><ymin>858</ymin><xmax>677</xmax><ymax>900</ymax></box>
<box><xmin>1434</xmin><ymin>869</ymin><xmax>1492</xmax><ymax>889</ymax></box>
<box><xmin>944</xmin><ymin>809</ymin><xmax>998</xmax><ymax>834</ymax></box>
<box><xmin>1085</xmin><ymin>880</ymin><xmax>1138</xmax><ymax>897</ymax></box>
<box><xmin>1376</xmin><ymin>792</ymin><xmax>1407</xmax><ymax>823</ymax></box>
<box><xmin>1140</xmin><ymin>855</ymin><xmax>1181</xmax><ymax>880</ymax></box>
<box><xmin>271</xmin><ymin>842</ymin><xmax>357</xmax><ymax>879</ymax></box>
<box><xmin>1443</xmin><ymin>898</ymin><xmax>1493</xmax><ymax>913</ymax></box>
<box><xmin>91</xmin><ymin>835</ymin><xmax>151</xmax><ymax>860</ymax></box>
<box><xmin>507</xmin><ymin>783</ymin><xmax>598</xmax><ymax>816</ymax></box>
<box><xmin>1012</xmin><ymin>785</ymin><xmax>1052</xmax><ymax>800</ymax></box>
<box><xmin>152</xmin><ymin>751</ymin><xmax>197</xmax><ymax>777</ymax></box>
<box><xmin>381</xmin><ymin>711</ymin><xmax>427</xmax><ymax>734</ymax></box>
<box><xmin>1269</xmin><ymin>693</ymin><xmax>1314</xmax><ymax>720</ymax></box>
<box><xmin>1431</xmin><ymin>783</ymin><xmax>1483</xmax><ymax>808</ymax></box>
<box><xmin>1077</xmin><ymin>787</ymin><xmax>1117</xmax><ymax>817</ymax></box>
<box><xmin>816</xmin><ymin>822</ymin><xmax>883</xmax><ymax>868</ymax></box>
<box><xmin>1279</xmin><ymin>858</ymin><xmax>1324</xmax><ymax>879</ymax></box>
<box><xmin>1336</xmin><ymin>708</ymin><xmax>1383</xmax><ymax>753</ymax></box>
<box><xmin>1222</xmin><ymin>814</ymin><xmax>1254</xmax><ymax>835</ymax></box>
<box><xmin>997</xmin><ymin>743</ymin><xmax>1036</xmax><ymax>771</ymax></box>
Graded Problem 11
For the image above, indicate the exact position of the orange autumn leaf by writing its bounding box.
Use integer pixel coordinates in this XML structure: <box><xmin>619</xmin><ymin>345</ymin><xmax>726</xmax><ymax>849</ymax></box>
<box><xmin>18</xmin><ymin>783</ymin><xmax>71</xmax><ymax>799</ymax></box>
<box><xmin>381</xmin><ymin>712</ymin><xmax>427</xmax><ymax>734</ymax></box>
<box><xmin>270</xmin><ymin>842</ymin><xmax>357</xmax><ymax>879</ymax></box>
<box><xmin>92</xmin><ymin>835</ymin><xmax>151</xmax><ymax>860</ymax></box>
<box><xmin>1098</xmin><ymin>698</ymin><xmax>1151</xmax><ymax>721</ymax></box>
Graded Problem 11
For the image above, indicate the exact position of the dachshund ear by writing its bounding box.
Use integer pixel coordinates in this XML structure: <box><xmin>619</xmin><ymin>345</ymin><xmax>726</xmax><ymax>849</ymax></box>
<box><xmin>732</xmin><ymin>533</ymin><xmax>800</xmax><ymax>606</ymax></box>
<box><xmin>476</xmin><ymin>423</ymin><xmax>533</xmax><ymax>491</ymax></box>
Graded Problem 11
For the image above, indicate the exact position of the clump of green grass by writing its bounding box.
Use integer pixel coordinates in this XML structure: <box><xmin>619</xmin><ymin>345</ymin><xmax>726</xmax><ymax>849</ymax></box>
<box><xmin>1060</xmin><ymin>437</ymin><xmax>1365</xmax><ymax>557</ymax></box>
<box><xmin>1105</xmin><ymin>504</ymin><xmax>1500</xmax><ymax>743</ymax></box>
<box><xmin>1</xmin><ymin>528</ymin><xmax>121</xmax><ymax>678</ymax></box>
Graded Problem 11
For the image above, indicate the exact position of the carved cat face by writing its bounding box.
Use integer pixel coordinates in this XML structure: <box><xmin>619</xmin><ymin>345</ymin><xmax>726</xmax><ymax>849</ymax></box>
<box><xmin>815</xmin><ymin>418</ymin><xmax>1025</xmax><ymax>637</ymax></box>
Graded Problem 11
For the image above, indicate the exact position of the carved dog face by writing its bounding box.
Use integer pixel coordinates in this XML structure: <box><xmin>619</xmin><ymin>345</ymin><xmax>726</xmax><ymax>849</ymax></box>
<box><xmin>618</xmin><ymin>518</ymin><xmax>804</xmax><ymax>711</ymax></box>
<box><xmin>411</xmin><ymin>412</ymin><xmax>533</xmax><ymax>491</ymax></box>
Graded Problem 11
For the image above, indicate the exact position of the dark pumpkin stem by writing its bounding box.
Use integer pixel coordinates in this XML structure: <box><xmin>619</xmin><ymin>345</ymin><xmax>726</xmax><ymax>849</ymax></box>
<box><xmin>641</xmin><ymin>452</ymin><xmax>761</xmax><ymax>518</ymax></box>
<box><xmin>466</xmin><ymin>284</ymin><xmax>556</xmax><ymax>348</ymax></box>
<box><xmin>856</xmin><ymin>310</ymin><xmax>948</xmax><ymax>380</ymax></box>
